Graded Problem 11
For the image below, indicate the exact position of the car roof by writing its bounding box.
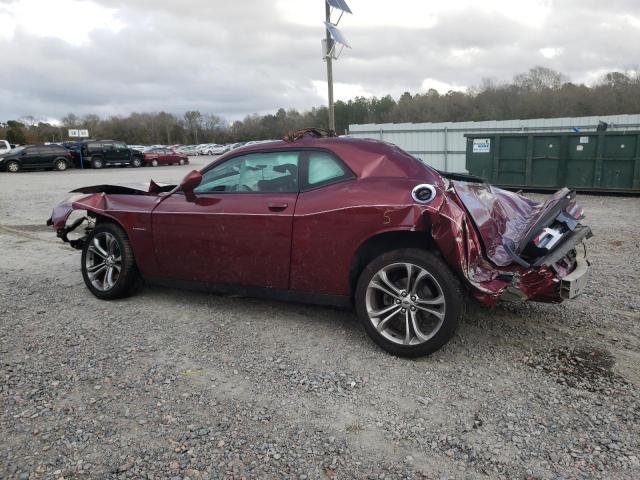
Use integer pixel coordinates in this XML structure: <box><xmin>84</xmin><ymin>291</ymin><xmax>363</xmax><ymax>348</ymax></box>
<box><xmin>218</xmin><ymin>136</ymin><xmax>430</xmax><ymax>180</ymax></box>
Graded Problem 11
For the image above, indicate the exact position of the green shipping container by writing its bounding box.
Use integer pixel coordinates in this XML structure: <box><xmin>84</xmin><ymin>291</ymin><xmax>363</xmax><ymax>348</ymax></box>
<box><xmin>465</xmin><ymin>131</ymin><xmax>640</xmax><ymax>193</ymax></box>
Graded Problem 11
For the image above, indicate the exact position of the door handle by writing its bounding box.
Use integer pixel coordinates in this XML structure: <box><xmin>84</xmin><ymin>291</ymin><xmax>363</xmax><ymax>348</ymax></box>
<box><xmin>268</xmin><ymin>202</ymin><xmax>288</xmax><ymax>212</ymax></box>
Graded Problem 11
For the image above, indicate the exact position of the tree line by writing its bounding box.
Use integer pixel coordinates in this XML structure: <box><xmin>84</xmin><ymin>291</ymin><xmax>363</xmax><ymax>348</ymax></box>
<box><xmin>2</xmin><ymin>66</ymin><xmax>639</xmax><ymax>146</ymax></box>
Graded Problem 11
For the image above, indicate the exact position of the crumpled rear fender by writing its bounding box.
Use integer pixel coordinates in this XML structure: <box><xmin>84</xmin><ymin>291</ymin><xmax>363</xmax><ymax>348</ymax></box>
<box><xmin>420</xmin><ymin>185</ymin><xmax>568</xmax><ymax>305</ymax></box>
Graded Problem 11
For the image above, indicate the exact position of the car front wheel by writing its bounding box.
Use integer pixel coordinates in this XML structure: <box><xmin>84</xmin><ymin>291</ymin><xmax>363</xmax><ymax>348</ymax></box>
<box><xmin>131</xmin><ymin>157</ymin><xmax>142</xmax><ymax>168</ymax></box>
<box><xmin>355</xmin><ymin>248</ymin><xmax>464</xmax><ymax>358</ymax></box>
<box><xmin>55</xmin><ymin>159</ymin><xmax>68</xmax><ymax>171</ymax></box>
<box><xmin>6</xmin><ymin>160</ymin><xmax>20</xmax><ymax>173</ymax></box>
<box><xmin>81</xmin><ymin>223</ymin><xmax>139</xmax><ymax>300</ymax></box>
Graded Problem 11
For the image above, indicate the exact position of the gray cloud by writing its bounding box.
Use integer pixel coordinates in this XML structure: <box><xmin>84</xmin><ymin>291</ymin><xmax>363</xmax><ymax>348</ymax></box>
<box><xmin>1</xmin><ymin>0</ymin><xmax>639</xmax><ymax>121</ymax></box>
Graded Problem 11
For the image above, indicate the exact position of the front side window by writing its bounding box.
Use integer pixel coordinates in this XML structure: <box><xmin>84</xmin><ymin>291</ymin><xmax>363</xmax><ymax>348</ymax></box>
<box><xmin>114</xmin><ymin>142</ymin><xmax>127</xmax><ymax>151</ymax></box>
<box><xmin>195</xmin><ymin>151</ymin><xmax>299</xmax><ymax>193</ymax></box>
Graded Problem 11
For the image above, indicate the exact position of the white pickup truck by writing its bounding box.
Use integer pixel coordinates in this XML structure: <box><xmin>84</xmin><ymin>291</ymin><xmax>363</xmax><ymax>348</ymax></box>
<box><xmin>0</xmin><ymin>140</ymin><xmax>11</xmax><ymax>155</ymax></box>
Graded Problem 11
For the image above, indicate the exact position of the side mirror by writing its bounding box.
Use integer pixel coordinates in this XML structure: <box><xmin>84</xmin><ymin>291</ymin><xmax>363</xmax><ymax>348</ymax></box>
<box><xmin>179</xmin><ymin>170</ymin><xmax>202</xmax><ymax>202</ymax></box>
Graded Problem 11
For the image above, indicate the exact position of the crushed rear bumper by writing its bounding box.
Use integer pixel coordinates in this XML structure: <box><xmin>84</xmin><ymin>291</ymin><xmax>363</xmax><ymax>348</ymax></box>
<box><xmin>560</xmin><ymin>247</ymin><xmax>590</xmax><ymax>299</ymax></box>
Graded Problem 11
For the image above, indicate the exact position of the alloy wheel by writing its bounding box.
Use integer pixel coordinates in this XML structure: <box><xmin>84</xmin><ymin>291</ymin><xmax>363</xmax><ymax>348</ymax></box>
<box><xmin>85</xmin><ymin>232</ymin><xmax>122</xmax><ymax>292</ymax></box>
<box><xmin>365</xmin><ymin>262</ymin><xmax>446</xmax><ymax>346</ymax></box>
<box><xmin>7</xmin><ymin>161</ymin><xmax>19</xmax><ymax>172</ymax></box>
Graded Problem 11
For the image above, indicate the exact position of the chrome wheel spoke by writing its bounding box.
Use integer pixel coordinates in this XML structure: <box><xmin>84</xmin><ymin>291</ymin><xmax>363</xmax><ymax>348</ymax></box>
<box><xmin>414</xmin><ymin>303</ymin><xmax>445</xmax><ymax>320</ymax></box>
<box><xmin>89</xmin><ymin>245</ymin><xmax>107</xmax><ymax>260</ymax></box>
<box><xmin>87</xmin><ymin>262</ymin><xmax>106</xmax><ymax>273</ymax></box>
<box><xmin>415</xmin><ymin>295</ymin><xmax>445</xmax><ymax>319</ymax></box>
<box><xmin>410</xmin><ymin>270</ymin><xmax>428</xmax><ymax>295</ymax></box>
<box><xmin>404</xmin><ymin>263</ymin><xmax>414</xmax><ymax>292</ymax></box>
<box><xmin>368</xmin><ymin>303</ymin><xmax>400</xmax><ymax>318</ymax></box>
<box><xmin>92</xmin><ymin>237</ymin><xmax>108</xmax><ymax>258</ymax></box>
<box><xmin>416</xmin><ymin>294</ymin><xmax>444</xmax><ymax>306</ymax></box>
<box><xmin>106</xmin><ymin>234</ymin><xmax>117</xmax><ymax>255</ymax></box>
<box><xmin>403</xmin><ymin>310</ymin><xmax>412</xmax><ymax>344</ymax></box>
<box><xmin>410</xmin><ymin>310</ymin><xmax>432</xmax><ymax>342</ymax></box>
<box><xmin>369</xmin><ymin>280</ymin><xmax>400</xmax><ymax>300</ymax></box>
<box><xmin>376</xmin><ymin>307</ymin><xmax>402</xmax><ymax>333</ymax></box>
<box><xmin>377</xmin><ymin>269</ymin><xmax>401</xmax><ymax>296</ymax></box>
<box><xmin>88</xmin><ymin>265</ymin><xmax>107</xmax><ymax>278</ymax></box>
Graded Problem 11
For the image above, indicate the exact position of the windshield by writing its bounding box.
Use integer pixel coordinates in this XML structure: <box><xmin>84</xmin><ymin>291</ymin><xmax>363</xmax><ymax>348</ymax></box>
<box><xmin>9</xmin><ymin>146</ymin><xmax>27</xmax><ymax>154</ymax></box>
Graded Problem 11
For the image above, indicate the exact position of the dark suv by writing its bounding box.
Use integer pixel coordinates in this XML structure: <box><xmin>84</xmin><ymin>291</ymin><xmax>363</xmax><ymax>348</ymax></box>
<box><xmin>0</xmin><ymin>144</ymin><xmax>73</xmax><ymax>173</ymax></box>
<box><xmin>74</xmin><ymin>140</ymin><xmax>144</xmax><ymax>169</ymax></box>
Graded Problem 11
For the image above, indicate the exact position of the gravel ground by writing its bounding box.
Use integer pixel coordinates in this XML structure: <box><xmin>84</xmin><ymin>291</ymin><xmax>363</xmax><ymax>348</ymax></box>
<box><xmin>1</xmin><ymin>160</ymin><xmax>639</xmax><ymax>479</ymax></box>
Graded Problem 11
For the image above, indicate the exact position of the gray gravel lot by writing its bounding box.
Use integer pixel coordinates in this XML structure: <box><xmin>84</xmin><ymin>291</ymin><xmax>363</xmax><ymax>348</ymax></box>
<box><xmin>1</xmin><ymin>159</ymin><xmax>639</xmax><ymax>479</ymax></box>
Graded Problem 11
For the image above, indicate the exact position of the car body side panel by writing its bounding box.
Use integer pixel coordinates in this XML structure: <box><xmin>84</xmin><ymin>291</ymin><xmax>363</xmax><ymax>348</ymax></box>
<box><xmin>151</xmin><ymin>192</ymin><xmax>297</xmax><ymax>289</ymax></box>
<box><xmin>290</xmin><ymin>177</ymin><xmax>430</xmax><ymax>295</ymax></box>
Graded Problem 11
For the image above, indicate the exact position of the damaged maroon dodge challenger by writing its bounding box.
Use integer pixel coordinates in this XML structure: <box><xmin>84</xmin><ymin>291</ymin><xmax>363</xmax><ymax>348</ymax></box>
<box><xmin>48</xmin><ymin>130</ymin><xmax>592</xmax><ymax>357</ymax></box>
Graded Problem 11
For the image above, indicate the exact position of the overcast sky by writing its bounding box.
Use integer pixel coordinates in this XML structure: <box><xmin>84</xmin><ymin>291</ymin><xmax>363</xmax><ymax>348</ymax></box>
<box><xmin>0</xmin><ymin>0</ymin><xmax>638</xmax><ymax>121</ymax></box>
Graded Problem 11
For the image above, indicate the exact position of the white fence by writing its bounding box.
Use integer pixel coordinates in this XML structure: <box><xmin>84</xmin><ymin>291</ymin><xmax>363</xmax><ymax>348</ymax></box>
<box><xmin>348</xmin><ymin>114</ymin><xmax>640</xmax><ymax>173</ymax></box>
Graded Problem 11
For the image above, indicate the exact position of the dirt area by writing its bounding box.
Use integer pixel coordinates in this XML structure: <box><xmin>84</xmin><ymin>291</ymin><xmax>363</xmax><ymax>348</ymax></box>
<box><xmin>1</xmin><ymin>160</ymin><xmax>639</xmax><ymax>479</ymax></box>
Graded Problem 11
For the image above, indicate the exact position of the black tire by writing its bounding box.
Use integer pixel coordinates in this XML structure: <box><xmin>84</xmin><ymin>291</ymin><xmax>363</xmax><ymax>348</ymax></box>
<box><xmin>81</xmin><ymin>222</ymin><xmax>139</xmax><ymax>300</ymax></box>
<box><xmin>355</xmin><ymin>248</ymin><xmax>464</xmax><ymax>358</ymax></box>
<box><xmin>91</xmin><ymin>156</ymin><xmax>104</xmax><ymax>169</ymax></box>
<box><xmin>6</xmin><ymin>160</ymin><xmax>20</xmax><ymax>173</ymax></box>
<box><xmin>54</xmin><ymin>158</ymin><xmax>68</xmax><ymax>171</ymax></box>
<box><xmin>131</xmin><ymin>157</ymin><xmax>142</xmax><ymax>168</ymax></box>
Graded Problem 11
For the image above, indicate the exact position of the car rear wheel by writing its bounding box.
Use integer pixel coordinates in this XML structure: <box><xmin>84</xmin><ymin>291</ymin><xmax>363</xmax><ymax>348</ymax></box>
<box><xmin>81</xmin><ymin>223</ymin><xmax>139</xmax><ymax>300</ymax></box>
<box><xmin>91</xmin><ymin>157</ymin><xmax>103</xmax><ymax>169</ymax></box>
<box><xmin>131</xmin><ymin>157</ymin><xmax>142</xmax><ymax>168</ymax></box>
<box><xmin>6</xmin><ymin>160</ymin><xmax>20</xmax><ymax>173</ymax></box>
<box><xmin>179</xmin><ymin>159</ymin><xmax>186</xmax><ymax>165</ymax></box>
<box><xmin>55</xmin><ymin>159</ymin><xmax>68</xmax><ymax>171</ymax></box>
<box><xmin>150</xmin><ymin>159</ymin><xmax>158</xmax><ymax>167</ymax></box>
<box><xmin>355</xmin><ymin>248</ymin><xmax>464</xmax><ymax>357</ymax></box>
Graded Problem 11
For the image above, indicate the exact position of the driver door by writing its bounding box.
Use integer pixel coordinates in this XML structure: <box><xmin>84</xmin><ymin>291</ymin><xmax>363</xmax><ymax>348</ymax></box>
<box><xmin>151</xmin><ymin>150</ymin><xmax>300</xmax><ymax>289</ymax></box>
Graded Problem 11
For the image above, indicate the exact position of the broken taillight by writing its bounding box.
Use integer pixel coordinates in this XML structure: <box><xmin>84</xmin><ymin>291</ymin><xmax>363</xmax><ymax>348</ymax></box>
<box><xmin>532</xmin><ymin>226</ymin><xmax>565</xmax><ymax>250</ymax></box>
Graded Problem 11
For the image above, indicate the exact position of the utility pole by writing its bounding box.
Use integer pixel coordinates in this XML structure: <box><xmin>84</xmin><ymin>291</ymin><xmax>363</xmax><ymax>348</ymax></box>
<box><xmin>325</xmin><ymin>1</ymin><xmax>335</xmax><ymax>132</ymax></box>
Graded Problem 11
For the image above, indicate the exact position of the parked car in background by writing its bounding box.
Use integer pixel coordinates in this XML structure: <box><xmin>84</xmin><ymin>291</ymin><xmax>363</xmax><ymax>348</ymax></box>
<box><xmin>129</xmin><ymin>145</ymin><xmax>146</xmax><ymax>152</ymax></box>
<box><xmin>195</xmin><ymin>144</ymin><xmax>211</xmax><ymax>155</ymax></box>
<box><xmin>72</xmin><ymin>140</ymin><xmax>145</xmax><ymax>169</ymax></box>
<box><xmin>0</xmin><ymin>140</ymin><xmax>12</xmax><ymax>155</ymax></box>
<box><xmin>177</xmin><ymin>145</ymin><xmax>198</xmax><ymax>156</ymax></box>
<box><xmin>226</xmin><ymin>142</ymin><xmax>246</xmax><ymax>151</ymax></box>
<box><xmin>47</xmin><ymin>130</ymin><xmax>592</xmax><ymax>357</ymax></box>
<box><xmin>1</xmin><ymin>144</ymin><xmax>73</xmax><ymax>172</ymax></box>
<box><xmin>143</xmin><ymin>147</ymin><xmax>189</xmax><ymax>166</ymax></box>
<box><xmin>203</xmin><ymin>144</ymin><xmax>229</xmax><ymax>155</ymax></box>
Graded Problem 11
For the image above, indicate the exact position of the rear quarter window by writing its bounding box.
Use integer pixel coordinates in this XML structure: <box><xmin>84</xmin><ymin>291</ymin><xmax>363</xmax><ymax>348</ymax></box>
<box><xmin>303</xmin><ymin>151</ymin><xmax>353</xmax><ymax>189</ymax></box>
